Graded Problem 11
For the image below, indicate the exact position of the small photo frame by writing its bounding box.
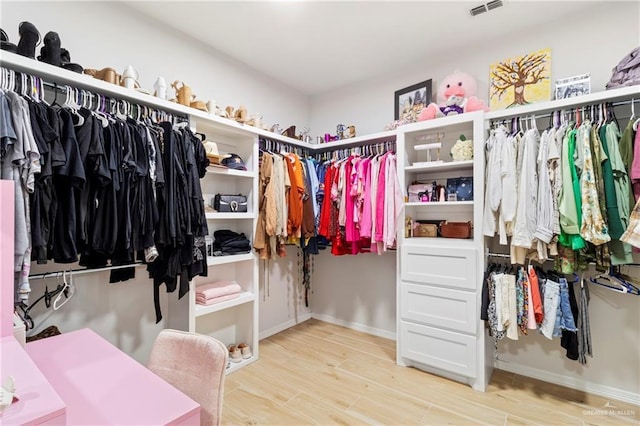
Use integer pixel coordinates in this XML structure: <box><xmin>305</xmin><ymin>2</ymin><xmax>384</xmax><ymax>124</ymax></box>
<box><xmin>555</xmin><ymin>73</ymin><xmax>591</xmax><ymax>100</ymax></box>
<box><xmin>395</xmin><ymin>79</ymin><xmax>432</xmax><ymax>121</ymax></box>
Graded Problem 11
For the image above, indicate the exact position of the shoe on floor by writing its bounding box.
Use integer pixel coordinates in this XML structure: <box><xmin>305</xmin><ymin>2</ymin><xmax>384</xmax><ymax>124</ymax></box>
<box><xmin>237</xmin><ymin>342</ymin><xmax>252</xmax><ymax>359</ymax></box>
<box><xmin>228</xmin><ymin>344</ymin><xmax>242</xmax><ymax>363</ymax></box>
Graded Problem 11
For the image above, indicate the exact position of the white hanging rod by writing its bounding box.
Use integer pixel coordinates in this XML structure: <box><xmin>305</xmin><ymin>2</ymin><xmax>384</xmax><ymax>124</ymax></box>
<box><xmin>29</xmin><ymin>262</ymin><xmax>145</xmax><ymax>280</ymax></box>
<box><xmin>490</xmin><ymin>99</ymin><xmax>634</xmax><ymax>123</ymax></box>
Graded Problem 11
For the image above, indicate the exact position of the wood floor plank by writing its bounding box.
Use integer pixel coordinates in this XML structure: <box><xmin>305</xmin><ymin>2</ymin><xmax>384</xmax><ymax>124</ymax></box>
<box><xmin>283</xmin><ymin>391</ymin><xmax>371</xmax><ymax>426</ymax></box>
<box><xmin>323</xmin><ymin>332</ymin><xmax>397</xmax><ymax>361</ymax></box>
<box><xmin>222</xmin><ymin>319</ymin><xmax>639</xmax><ymax>425</ymax></box>
<box><xmin>223</xmin><ymin>388</ymin><xmax>312</xmax><ymax>425</ymax></box>
<box><xmin>422</xmin><ymin>405</ymin><xmax>506</xmax><ymax>426</ymax></box>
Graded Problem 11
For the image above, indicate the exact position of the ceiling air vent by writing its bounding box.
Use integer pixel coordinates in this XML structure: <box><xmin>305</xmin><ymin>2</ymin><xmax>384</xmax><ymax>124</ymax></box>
<box><xmin>487</xmin><ymin>0</ymin><xmax>503</xmax><ymax>11</ymax></box>
<box><xmin>469</xmin><ymin>0</ymin><xmax>504</xmax><ymax>16</ymax></box>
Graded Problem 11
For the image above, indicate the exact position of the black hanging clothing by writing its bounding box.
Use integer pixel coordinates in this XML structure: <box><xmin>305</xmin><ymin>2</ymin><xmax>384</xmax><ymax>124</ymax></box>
<box><xmin>50</xmin><ymin>107</ymin><xmax>86</xmax><ymax>263</ymax></box>
<box><xmin>561</xmin><ymin>280</ymin><xmax>580</xmax><ymax>361</ymax></box>
<box><xmin>28</xmin><ymin>101</ymin><xmax>57</xmax><ymax>263</ymax></box>
<box><xmin>147</xmin><ymin>123</ymin><xmax>209</xmax><ymax>323</ymax></box>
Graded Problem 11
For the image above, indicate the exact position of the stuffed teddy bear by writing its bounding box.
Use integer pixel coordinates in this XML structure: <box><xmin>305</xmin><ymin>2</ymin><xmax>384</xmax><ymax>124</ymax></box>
<box><xmin>418</xmin><ymin>71</ymin><xmax>489</xmax><ymax>121</ymax></box>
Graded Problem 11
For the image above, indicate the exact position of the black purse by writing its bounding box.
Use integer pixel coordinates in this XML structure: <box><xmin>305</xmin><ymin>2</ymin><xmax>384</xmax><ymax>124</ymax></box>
<box><xmin>212</xmin><ymin>194</ymin><xmax>248</xmax><ymax>212</ymax></box>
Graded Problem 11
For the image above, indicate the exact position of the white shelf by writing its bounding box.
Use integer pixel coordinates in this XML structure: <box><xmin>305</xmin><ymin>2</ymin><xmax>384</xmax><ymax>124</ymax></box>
<box><xmin>0</xmin><ymin>51</ymin><xmax>194</xmax><ymax>116</ymax></box>
<box><xmin>485</xmin><ymin>85</ymin><xmax>640</xmax><ymax>120</ymax></box>
<box><xmin>207</xmin><ymin>253</ymin><xmax>254</xmax><ymax>266</ymax></box>
<box><xmin>405</xmin><ymin>160</ymin><xmax>474</xmax><ymax>173</ymax></box>
<box><xmin>403</xmin><ymin>237</ymin><xmax>475</xmax><ymax>248</ymax></box>
<box><xmin>206</xmin><ymin>166</ymin><xmax>255</xmax><ymax>178</ymax></box>
<box><xmin>405</xmin><ymin>201</ymin><xmax>474</xmax><ymax>207</ymax></box>
<box><xmin>315</xmin><ymin>129</ymin><xmax>397</xmax><ymax>150</ymax></box>
<box><xmin>226</xmin><ymin>356</ymin><xmax>258</xmax><ymax>375</ymax></box>
<box><xmin>252</xmin><ymin>127</ymin><xmax>312</xmax><ymax>149</ymax></box>
<box><xmin>195</xmin><ymin>291</ymin><xmax>255</xmax><ymax>317</ymax></box>
<box><xmin>205</xmin><ymin>212</ymin><xmax>253</xmax><ymax>220</ymax></box>
<box><xmin>400</xmin><ymin>111</ymin><xmax>483</xmax><ymax>133</ymax></box>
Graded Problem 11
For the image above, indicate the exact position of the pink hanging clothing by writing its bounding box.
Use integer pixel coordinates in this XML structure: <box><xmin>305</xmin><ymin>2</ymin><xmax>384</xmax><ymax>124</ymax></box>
<box><xmin>345</xmin><ymin>156</ymin><xmax>357</xmax><ymax>242</ymax></box>
<box><xmin>359</xmin><ymin>158</ymin><xmax>373</xmax><ymax>238</ymax></box>
<box><xmin>375</xmin><ymin>153</ymin><xmax>389</xmax><ymax>244</ymax></box>
<box><xmin>384</xmin><ymin>154</ymin><xmax>403</xmax><ymax>250</ymax></box>
<box><xmin>632</xmin><ymin>130</ymin><xmax>640</xmax><ymax>201</ymax></box>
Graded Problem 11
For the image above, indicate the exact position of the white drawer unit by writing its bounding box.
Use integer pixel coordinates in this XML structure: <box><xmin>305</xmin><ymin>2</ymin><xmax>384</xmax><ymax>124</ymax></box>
<box><xmin>400</xmin><ymin>321</ymin><xmax>477</xmax><ymax>378</ymax></box>
<box><xmin>400</xmin><ymin>282</ymin><xmax>477</xmax><ymax>334</ymax></box>
<box><xmin>401</xmin><ymin>244</ymin><xmax>476</xmax><ymax>290</ymax></box>
<box><xmin>396</xmin><ymin>114</ymin><xmax>489</xmax><ymax>391</ymax></box>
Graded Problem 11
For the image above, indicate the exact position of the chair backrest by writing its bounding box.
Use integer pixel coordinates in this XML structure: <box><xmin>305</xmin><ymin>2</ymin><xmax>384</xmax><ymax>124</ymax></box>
<box><xmin>148</xmin><ymin>329</ymin><xmax>228</xmax><ymax>426</ymax></box>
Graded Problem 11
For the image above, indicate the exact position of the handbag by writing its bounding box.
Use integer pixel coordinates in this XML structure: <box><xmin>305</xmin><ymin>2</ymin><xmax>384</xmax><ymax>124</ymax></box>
<box><xmin>407</xmin><ymin>183</ymin><xmax>432</xmax><ymax>202</ymax></box>
<box><xmin>440</xmin><ymin>221</ymin><xmax>472</xmax><ymax>239</ymax></box>
<box><xmin>412</xmin><ymin>220</ymin><xmax>442</xmax><ymax>237</ymax></box>
<box><xmin>446</xmin><ymin>177</ymin><xmax>473</xmax><ymax>201</ymax></box>
<box><xmin>212</xmin><ymin>194</ymin><xmax>248</xmax><ymax>213</ymax></box>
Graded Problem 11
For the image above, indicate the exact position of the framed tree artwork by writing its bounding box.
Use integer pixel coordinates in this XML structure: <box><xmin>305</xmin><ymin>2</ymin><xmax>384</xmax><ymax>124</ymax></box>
<box><xmin>489</xmin><ymin>48</ymin><xmax>551</xmax><ymax>110</ymax></box>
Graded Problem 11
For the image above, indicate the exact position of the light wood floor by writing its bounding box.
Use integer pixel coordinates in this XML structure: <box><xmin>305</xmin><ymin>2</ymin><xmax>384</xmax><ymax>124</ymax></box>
<box><xmin>223</xmin><ymin>319</ymin><xmax>639</xmax><ymax>425</ymax></box>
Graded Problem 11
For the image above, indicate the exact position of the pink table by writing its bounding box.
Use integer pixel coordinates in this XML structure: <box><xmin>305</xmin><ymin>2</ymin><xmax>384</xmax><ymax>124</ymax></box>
<box><xmin>26</xmin><ymin>329</ymin><xmax>200</xmax><ymax>425</ymax></box>
<box><xmin>0</xmin><ymin>336</ymin><xmax>66</xmax><ymax>425</ymax></box>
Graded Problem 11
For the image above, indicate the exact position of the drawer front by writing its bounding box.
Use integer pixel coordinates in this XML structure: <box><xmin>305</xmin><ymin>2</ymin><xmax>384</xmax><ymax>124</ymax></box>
<box><xmin>400</xmin><ymin>245</ymin><xmax>476</xmax><ymax>290</ymax></box>
<box><xmin>400</xmin><ymin>283</ymin><xmax>477</xmax><ymax>334</ymax></box>
<box><xmin>400</xmin><ymin>321</ymin><xmax>477</xmax><ymax>378</ymax></box>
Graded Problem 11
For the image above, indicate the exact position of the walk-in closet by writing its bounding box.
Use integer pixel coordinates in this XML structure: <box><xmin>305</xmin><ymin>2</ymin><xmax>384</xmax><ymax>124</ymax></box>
<box><xmin>1</xmin><ymin>1</ymin><xmax>639</xmax><ymax>424</ymax></box>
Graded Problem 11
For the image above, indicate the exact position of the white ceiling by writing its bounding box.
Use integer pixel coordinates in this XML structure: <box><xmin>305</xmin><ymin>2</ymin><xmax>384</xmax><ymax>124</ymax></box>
<box><xmin>123</xmin><ymin>1</ymin><xmax>599</xmax><ymax>96</ymax></box>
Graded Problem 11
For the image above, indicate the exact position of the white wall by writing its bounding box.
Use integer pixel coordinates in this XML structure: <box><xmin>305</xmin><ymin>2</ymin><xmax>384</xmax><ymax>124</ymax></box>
<box><xmin>309</xmin><ymin>1</ymin><xmax>640</xmax><ymax>402</ymax></box>
<box><xmin>310</xmin><ymin>250</ymin><xmax>396</xmax><ymax>339</ymax></box>
<box><xmin>309</xmin><ymin>2</ymin><xmax>640</xmax><ymax>136</ymax></box>
<box><xmin>0</xmin><ymin>1</ymin><xmax>310</xmax><ymax>130</ymax></box>
<box><xmin>259</xmin><ymin>246</ymin><xmax>312</xmax><ymax>339</ymax></box>
<box><xmin>1</xmin><ymin>1</ymin><xmax>309</xmax><ymax>363</ymax></box>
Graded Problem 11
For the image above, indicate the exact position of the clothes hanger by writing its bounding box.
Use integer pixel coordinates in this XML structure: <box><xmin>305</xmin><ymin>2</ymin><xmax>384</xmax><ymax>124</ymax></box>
<box><xmin>53</xmin><ymin>271</ymin><xmax>75</xmax><ymax>310</ymax></box>
<box><xmin>608</xmin><ymin>267</ymin><xmax>640</xmax><ymax>295</ymax></box>
<box><xmin>62</xmin><ymin>86</ymin><xmax>85</xmax><ymax>126</ymax></box>
<box><xmin>632</xmin><ymin>99</ymin><xmax>640</xmax><ymax>131</ymax></box>
<box><xmin>589</xmin><ymin>269</ymin><xmax>630</xmax><ymax>294</ymax></box>
<box><xmin>15</xmin><ymin>303</ymin><xmax>35</xmax><ymax>331</ymax></box>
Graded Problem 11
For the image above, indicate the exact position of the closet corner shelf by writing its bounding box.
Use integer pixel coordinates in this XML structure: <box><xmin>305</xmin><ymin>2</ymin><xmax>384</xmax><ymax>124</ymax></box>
<box><xmin>205</xmin><ymin>212</ymin><xmax>254</xmax><ymax>220</ymax></box>
<box><xmin>405</xmin><ymin>160</ymin><xmax>474</xmax><ymax>173</ymax></box>
<box><xmin>485</xmin><ymin>84</ymin><xmax>640</xmax><ymax>120</ymax></box>
<box><xmin>401</xmin><ymin>111</ymin><xmax>483</xmax><ymax>133</ymax></box>
<box><xmin>206</xmin><ymin>253</ymin><xmax>255</xmax><ymax>266</ymax></box>
<box><xmin>206</xmin><ymin>166</ymin><xmax>255</xmax><ymax>178</ymax></box>
<box><xmin>253</xmin><ymin>127</ymin><xmax>312</xmax><ymax>149</ymax></box>
<box><xmin>226</xmin><ymin>356</ymin><xmax>258</xmax><ymax>375</ymax></box>
<box><xmin>194</xmin><ymin>291</ymin><xmax>255</xmax><ymax>317</ymax></box>
<box><xmin>315</xmin><ymin>129</ymin><xmax>397</xmax><ymax>150</ymax></box>
<box><xmin>405</xmin><ymin>201</ymin><xmax>474</xmax><ymax>207</ymax></box>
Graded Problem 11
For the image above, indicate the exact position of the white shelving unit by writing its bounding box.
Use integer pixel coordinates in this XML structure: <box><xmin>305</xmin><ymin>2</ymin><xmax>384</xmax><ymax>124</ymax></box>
<box><xmin>188</xmin><ymin>115</ymin><xmax>260</xmax><ymax>374</ymax></box>
<box><xmin>395</xmin><ymin>111</ymin><xmax>490</xmax><ymax>391</ymax></box>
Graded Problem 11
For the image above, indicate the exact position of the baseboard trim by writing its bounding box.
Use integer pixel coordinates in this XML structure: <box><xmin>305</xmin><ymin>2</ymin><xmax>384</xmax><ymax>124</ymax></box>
<box><xmin>495</xmin><ymin>360</ymin><xmax>640</xmax><ymax>406</ymax></box>
<box><xmin>259</xmin><ymin>313</ymin><xmax>312</xmax><ymax>340</ymax></box>
<box><xmin>310</xmin><ymin>313</ymin><xmax>397</xmax><ymax>341</ymax></box>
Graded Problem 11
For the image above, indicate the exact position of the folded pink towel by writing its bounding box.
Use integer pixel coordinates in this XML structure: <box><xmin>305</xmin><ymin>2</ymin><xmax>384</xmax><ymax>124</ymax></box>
<box><xmin>196</xmin><ymin>281</ymin><xmax>242</xmax><ymax>300</ymax></box>
<box><xmin>196</xmin><ymin>293</ymin><xmax>241</xmax><ymax>306</ymax></box>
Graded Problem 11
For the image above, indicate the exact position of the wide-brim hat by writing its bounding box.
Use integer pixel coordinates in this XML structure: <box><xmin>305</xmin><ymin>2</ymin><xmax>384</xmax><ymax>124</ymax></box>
<box><xmin>203</xmin><ymin>141</ymin><xmax>231</xmax><ymax>162</ymax></box>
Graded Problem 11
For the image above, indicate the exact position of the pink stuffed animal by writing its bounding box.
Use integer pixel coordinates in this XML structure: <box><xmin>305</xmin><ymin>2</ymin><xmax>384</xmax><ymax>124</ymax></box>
<box><xmin>418</xmin><ymin>71</ymin><xmax>489</xmax><ymax>121</ymax></box>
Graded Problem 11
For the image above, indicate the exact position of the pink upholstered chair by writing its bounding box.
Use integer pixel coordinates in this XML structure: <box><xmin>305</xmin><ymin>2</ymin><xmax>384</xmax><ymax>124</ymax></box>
<box><xmin>148</xmin><ymin>329</ymin><xmax>228</xmax><ymax>425</ymax></box>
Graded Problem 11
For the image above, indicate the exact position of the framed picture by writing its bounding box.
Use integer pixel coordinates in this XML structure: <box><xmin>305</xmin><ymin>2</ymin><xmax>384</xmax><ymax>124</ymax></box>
<box><xmin>395</xmin><ymin>79</ymin><xmax>432</xmax><ymax>121</ymax></box>
<box><xmin>555</xmin><ymin>73</ymin><xmax>591</xmax><ymax>100</ymax></box>
<box><xmin>489</xmin><ymin>48</ymin><xmax>551</xmax><ymax>110</ymax></box>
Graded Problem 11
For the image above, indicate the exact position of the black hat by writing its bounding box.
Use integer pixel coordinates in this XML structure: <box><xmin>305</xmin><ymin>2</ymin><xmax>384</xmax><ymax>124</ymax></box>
<box><xmin>221</xmin><ymin>153</ymin><xmax>246</xmax><ymax>171</ymax></box>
